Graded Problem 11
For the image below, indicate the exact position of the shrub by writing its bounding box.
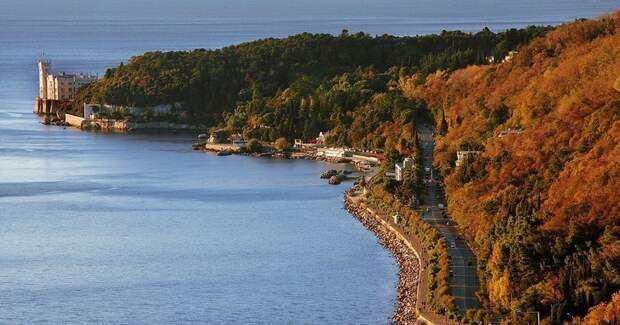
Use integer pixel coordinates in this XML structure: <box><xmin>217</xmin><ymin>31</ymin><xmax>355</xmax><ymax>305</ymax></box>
<box><xmin>274</xmin><ymin>137</ymin><xmax>289</xmax><ymax>151</ymax></box>
<box><xmin>246</xmin><ymin>139</ymin><xmax>263</xmax><ymax>153</ymax></box>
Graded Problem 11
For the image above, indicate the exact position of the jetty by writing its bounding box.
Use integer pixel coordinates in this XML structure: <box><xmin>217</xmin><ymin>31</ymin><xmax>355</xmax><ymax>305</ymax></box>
<box><xmin>204</xmin><ymin>143</ymin><xmax>242</xmax><ymax>154</ymax></box>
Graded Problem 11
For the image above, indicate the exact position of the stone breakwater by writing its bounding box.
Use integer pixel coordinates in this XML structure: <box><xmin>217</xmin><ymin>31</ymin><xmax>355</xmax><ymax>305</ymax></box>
<box><xmin>344</xmin><ymin>189</ymin><xmax>420</xmax><ymax>325</ymax></box>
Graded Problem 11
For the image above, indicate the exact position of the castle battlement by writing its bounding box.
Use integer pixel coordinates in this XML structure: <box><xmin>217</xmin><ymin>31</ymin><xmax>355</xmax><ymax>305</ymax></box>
<box><xmin>37</xmin><ymin>60</ymin><xmax>97</xmax><ymax>101</ymax></box>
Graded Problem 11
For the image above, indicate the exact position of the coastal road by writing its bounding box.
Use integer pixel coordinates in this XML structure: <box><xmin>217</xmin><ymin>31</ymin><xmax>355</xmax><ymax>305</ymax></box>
<box><xmin>347</xmin><ymin>189</ymin><xmax>460</xmax><ymax>325</ymax></box>
<box><xmin>417</xmin><ymin>123</ymin><xmax>480</xmax><ymax>312</ymax></box>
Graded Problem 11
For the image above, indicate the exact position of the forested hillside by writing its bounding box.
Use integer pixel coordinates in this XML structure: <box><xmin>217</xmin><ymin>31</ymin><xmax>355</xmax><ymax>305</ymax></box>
<box><xmin>409</xmin><ymin>12</ymin><xmax>620</xmax><ymax>323</ymax></box>
<box><xmin>73</xmin><ymin>12</ymin><xmax>620</xmax><ymax>323</ymax></box>
<box><xmin>75</xmin><ymin>26</ymin><xmax>550</xmax><ymax>140</ymax></box>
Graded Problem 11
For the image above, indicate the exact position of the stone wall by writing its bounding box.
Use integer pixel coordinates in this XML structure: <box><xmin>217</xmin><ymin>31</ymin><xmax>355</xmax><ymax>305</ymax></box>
<box><xmin>64</xmin><ymin>114</ymin><xmax>86</xmax><ymax>128</ymax></box>
<box><xmin>78</xmin><ymin>118</ymin><xmax>197</xmax><ymax>131</ymax></box>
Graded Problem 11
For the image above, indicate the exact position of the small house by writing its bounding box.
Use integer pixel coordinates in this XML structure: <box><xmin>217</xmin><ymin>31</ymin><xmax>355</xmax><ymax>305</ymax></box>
<box><xmin>502</xmin><ymin>51</ymin><xmax>518</xmax><ymax>63</ymax></box>
<box><xmin>229</xmin><ymin>133</ymin><xmax>247</xmax><ymax>147</ymax></box>
<box><xmin>456</xmin><ymin>151</ymin><xmax>482</xmax><ymax>167</ymax></box>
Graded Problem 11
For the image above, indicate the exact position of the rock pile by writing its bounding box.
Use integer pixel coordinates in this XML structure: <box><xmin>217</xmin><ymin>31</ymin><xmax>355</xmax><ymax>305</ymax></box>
<box><xmin>329</xmin><ymin>174</ymin><xmax>345</xmax><ymax>185</ymax></box>
<box><xmin>344</xmin><ymin>188</ymin><xmax>420</xmax><ymax>324</ymax></box>
<box><xmin>320</xmin><ymin>169</ymin><xmax>338</xmax><ymax>179</ymax></box>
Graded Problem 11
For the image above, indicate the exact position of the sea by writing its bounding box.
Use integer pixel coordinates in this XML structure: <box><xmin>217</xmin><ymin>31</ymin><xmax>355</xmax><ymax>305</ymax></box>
<box><xmin>0</xmin><ymin>1</ymin><xmax>617</xmax><ymax>323</ymax></box>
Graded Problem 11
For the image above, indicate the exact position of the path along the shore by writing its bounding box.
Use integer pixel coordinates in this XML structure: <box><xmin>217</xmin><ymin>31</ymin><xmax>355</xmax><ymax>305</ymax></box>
<box><xmin>345</xmin><ymin>186</ymin><xmax>460</xmax><ymax>325</ymax></box>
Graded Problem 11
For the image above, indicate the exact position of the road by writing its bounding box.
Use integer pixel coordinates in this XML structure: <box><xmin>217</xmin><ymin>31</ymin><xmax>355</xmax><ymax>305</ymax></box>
<box><xmin>347</xmin><ymin>189</ymin><xmax>460</xmax><ymax>325</ymax></box>
<box><xmin>417</xmin><ymin>123</ymin><xmax>480</xmax><ymax>312</ymax></box>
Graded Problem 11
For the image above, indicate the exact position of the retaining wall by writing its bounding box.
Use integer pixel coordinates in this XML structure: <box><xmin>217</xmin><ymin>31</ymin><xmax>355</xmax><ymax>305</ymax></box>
<box><xmin>64</xmin><ymin>114</ymin><xmax>86</xmax><ymax>128</ymax></box>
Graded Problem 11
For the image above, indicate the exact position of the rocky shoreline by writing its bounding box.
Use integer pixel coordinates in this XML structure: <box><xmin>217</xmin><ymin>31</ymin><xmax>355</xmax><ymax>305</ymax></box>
<box><xmin>344</xmin><ymin>188</ymin><xmax>420</xmax><ymax>324</ymax></box>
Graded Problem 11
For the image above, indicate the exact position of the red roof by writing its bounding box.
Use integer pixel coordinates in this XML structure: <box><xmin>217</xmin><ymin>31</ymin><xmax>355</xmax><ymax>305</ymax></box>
<box><xmin>372</xmin><ymin>153</ymin><xmax>385</xmax><ymax>162</ymax></box>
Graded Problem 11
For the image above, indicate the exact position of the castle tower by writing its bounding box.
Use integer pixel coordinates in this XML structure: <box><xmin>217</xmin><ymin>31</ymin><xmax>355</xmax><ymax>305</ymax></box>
<box><xmin>38</xmin><ymin>60</ymin><xmax>49</xmax><ymax>99</ymax></box>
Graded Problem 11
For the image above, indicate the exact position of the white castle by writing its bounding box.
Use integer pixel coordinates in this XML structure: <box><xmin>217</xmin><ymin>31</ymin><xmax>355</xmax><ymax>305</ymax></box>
<box><xmin>38</xmin><ymin>60</ymin><xmax>97</xmax><ymax>101</ymax></box>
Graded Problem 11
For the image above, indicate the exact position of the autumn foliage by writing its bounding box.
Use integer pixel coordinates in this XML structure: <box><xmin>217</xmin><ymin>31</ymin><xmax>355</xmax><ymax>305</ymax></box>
<box><xmin>407</xmin><ymin>12</ymin><xmax>620</xmax><ymax>323</ymax></box>
<box><xmin>584</xmin><ymin>292</ymin><xmax>620</xmax><ymax>324</ymax></box>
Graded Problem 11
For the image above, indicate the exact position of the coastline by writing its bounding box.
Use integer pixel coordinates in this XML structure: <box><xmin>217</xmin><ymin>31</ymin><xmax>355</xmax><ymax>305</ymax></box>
<box><xmin>38</xmin><ymin>114</ymin><xmax>430</xmax><ymax>322</ymax></box>
<box><xmin>344</xmin><ymin>187</ymin><xmax>421</xmax><ymax>324</ymax></box>
<box><xmin>344</xmin><ymin>185</ymin><xmax>461</xmax><ymax>325</ymax></box>
<box><xmin>38</xmin><ymin>116</ymin><xmax>440</xmax><ymax>322</ymax></box>
<box><xmin>0</xmin><ymin>122</ymin><xmax>402</xmax><ymax>323</ymax></box>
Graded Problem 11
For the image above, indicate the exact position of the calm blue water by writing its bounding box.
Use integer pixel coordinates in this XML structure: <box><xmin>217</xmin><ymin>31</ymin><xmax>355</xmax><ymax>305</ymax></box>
<box><xmin>0</xmin><ymin>1</ymin><xmax>617</xmax><ymax>323</ymax></box>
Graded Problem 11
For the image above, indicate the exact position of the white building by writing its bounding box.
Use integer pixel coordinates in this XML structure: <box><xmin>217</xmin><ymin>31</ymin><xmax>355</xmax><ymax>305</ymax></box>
<box><xmin>456</xmin><ymin>151</ymin><xmax>482</xmax><ymax>167</ymax></box>
<box><xmin>293</xmin><ymin>139</ymin><xmax>319</xmax><ymax>150</ymax></box>
<box><xmin>395</xmin><ymin>164</ymin><xmax>404</xmax><ymax>181</ymax></box>
<box><xmin>395</xmin><ymin>157</ymin><xmax>415</xmax><ymax>181</ymax></box>
<box><xmin>502</xmin><ymin>51</ymin><xmax>518</xmax><ymax>63</ymax></box>
<box><xmin>38</xmin><ymin>60</ymin><xmax>97</xmax><ymax>101</ymax></box>
<box><xmin>317</xmin><ymin>147</ymin><xmax>351</xmax><ymax>158</ymax></box>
